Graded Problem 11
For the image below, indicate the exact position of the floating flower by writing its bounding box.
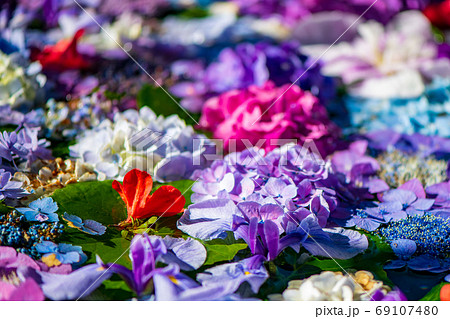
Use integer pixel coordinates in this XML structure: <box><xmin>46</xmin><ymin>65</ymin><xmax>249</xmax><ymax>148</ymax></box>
<box><xmin>35</xmin><ymin>241</ymin><xmax>87</xmax><ymax>267</ymax></box>
<box><xmin>16</xmin><ymin>197</ymin><xmax>59</xmax><ymax>223</ymax></box>
<box><xmin>62</xmin><ymin>212</ymin><xmax>106</xmax><ymax>236</ymax></box>
<box><xmin>112</xmin><ymin>169</ymin><xmax>185</xmax><ymax>223</ymax></box>
<box><xmin>199</xmin><ymin>81</ymin><xmax>340</xmax><ymax>155</ymax></box>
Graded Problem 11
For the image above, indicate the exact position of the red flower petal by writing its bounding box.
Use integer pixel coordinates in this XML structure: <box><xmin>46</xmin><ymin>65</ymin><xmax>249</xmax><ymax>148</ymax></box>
<box><xmin>112</xmin><ymin>169</ymin><xmax>185</xmax><ymax>222</ymax></box>
<box><xmin>441</xmin><ymin>284</ymin><xmax>450</xmax><ymax>301</ymax></box>
<box><xmin>142</xmin><ymin>186</ymin><xmax>186</xmax><ymax>218</ymax></box>
<box><xmin>33</xmin><ymin>29</ymin><xmax>91</xmax><ymax>72</ymax></box>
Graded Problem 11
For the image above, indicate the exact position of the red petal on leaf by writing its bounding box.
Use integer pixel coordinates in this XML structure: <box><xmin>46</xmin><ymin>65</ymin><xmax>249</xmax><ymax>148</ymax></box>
<box><xmin>112</xmin><ymin>169</ymin><xmax>185</xmax><ymax>222</ymax></box>
<box><xmin>141</xmin><ymin>186</ymin><xmax>186</xmax><ymax>219</ymax></box>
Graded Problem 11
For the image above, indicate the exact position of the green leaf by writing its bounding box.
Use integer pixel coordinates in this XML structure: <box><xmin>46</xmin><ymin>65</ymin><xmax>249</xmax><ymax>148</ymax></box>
<box><xmin>0</xmin><ymin>201</ymin><xmax>12</xmax><ymax>214</ymax></box>
<box><xmin>137</xmin><ymin>84</ymin><xmax>200</xmax><ymax>126</ymax></box>
<box><xmin>81</xmin><ymin>275</ymin><xmax>134</xmax><ymax>301</ymax></box>
<box><xmin>59</xmin><ymin>227</ymin><xmax>132</xmax><ymax>267</ymax></box>
<box><xmin>202</xmin><ymin>235</ymin><xmax>248</xmax><ymax>266</ymax></box>
<box><xmin>51</xmin><ymin>181</ymin><xmax>130</xmax><ymax>266</ymax></box>
<box><xmin>49</xmin><ymin>138</ymin><xmax>76</xmax><ymax>158</ymax></box>
<box><xmin>420</xmin><ymin>282</ymin><xmax>445</xmax><ymax>301</ymax></box>
<box><xmin>51</xmin><ymin>180</ymin><xmax>127</xmax><ymax>225</ymax></box>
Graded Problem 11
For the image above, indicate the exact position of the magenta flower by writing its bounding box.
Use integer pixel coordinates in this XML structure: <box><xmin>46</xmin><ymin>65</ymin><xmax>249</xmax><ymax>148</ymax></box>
<box><xmin>199</xmin><ymin>81</ymin><xmax>340</xmax><ymax>156</ymax></box>
<box><xmin>0</xmin><ymin>247</ymin><xmax>44</xmax><ymax>301</ymax></box>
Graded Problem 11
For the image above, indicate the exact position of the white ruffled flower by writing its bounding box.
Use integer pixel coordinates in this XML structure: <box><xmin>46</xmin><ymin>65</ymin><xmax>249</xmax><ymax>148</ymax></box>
<box><xmin>271</xmin><ymin>271</ymin><xmax>383</xmax><ymax>301</ymax></box>
<box><xmin>70</xmin><ymin>107</ymin><xmax>210</xmax><ymax>181</ymax></box>
<box><xmin>315</xmin><ymin>11</ymin><xmax>450</xmax><ymax>99</ymax></box>
<box><xmin>0</xmin><ymin>52</ymin><xmax>44</xmax><ymax>107</ymax></box>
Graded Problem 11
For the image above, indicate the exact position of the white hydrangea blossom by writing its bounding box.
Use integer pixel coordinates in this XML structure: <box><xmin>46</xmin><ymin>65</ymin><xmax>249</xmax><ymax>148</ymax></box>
<box><xmin>70</xmin><ymin>107</ymin><xmax>211</xmax><ymax>181</ymax></box>
<box><xmin>271</xmin><ymin>271</ymin><xmax>383</xmax><ymax>301</ymax></box>
<box><xmin>0</xmin><ymin>52</ymin><xmax>44</xmax><ymax>107</ymax></box>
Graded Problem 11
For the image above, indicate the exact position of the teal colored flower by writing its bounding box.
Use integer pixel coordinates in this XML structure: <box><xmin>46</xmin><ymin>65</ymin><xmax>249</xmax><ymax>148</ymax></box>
<box><xmin>62</xmin><ymin>212</ymin><xmax>106</xmax><ymax>236</ymax></box>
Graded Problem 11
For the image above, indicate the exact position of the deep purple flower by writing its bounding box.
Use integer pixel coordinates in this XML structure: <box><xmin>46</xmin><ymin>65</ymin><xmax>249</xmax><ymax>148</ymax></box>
<box><xmin>233</xmin><ymin>202</ymin><xmax>284</xmax><ymax>260</ymax></box>
<box><xmin>98</xmin><ymin>234</ymin><xmax>206</xmax><ymax>298</ymax></box>
<box><xmin>331</xmin><ymin>140</ymin><xmax>389</xmax><ymax>195</ymax></box>
<box><xmin>371</xmin><ymin>288</ymin><xmax>408</xmax><ymax>301</ymax></box>
<box><xmin>171</xmin><ymin>42</ymin><xmax>332</xmax><ymax>112</ymax></box>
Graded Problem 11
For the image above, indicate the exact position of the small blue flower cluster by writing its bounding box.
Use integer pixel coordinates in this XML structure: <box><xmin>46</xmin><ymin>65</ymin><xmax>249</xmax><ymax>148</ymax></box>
<box><xmin>0</xmin><ymin>211</ymin><xmax>64</xmax><ymax>258</ymax></box>
<box><xmin>377</xmin><ymin>214</ymin><xmax>450</xmax><ymax>259</ymax></box>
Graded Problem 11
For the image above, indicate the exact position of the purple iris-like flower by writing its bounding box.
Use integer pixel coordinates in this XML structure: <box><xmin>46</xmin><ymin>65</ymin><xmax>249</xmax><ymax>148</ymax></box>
<box><xmin>286</xmin><ymin>214</ymin><xmax>369</xmax><ymax>260</ymax></box>
<box><xmin>177</xmin><ymin>198</ymin><xmax>238</xmax><ymax>241</ymax></box>
<box><xmin>233</xmin><ymin>202</ymin><xmax>284</xmax><ymax>260</ymax></box>
<box><xmin>159</xmin><ymin>236</ymin><xmax>207</xmax><ymax>271</ymax></box>
<box><xmin>0</xmin><ymin>168</ymin><xmax>27</xmax><ymax>200</ymax></box>
<box><xmin>33</xmin><ymin>256</ymin><xmax>113</xmax><ymax>300</ymax></box>
<box><xmin>98</xmin><ymin>234</ymin><xmax>206</xmax><ymax>298</ymax></box>
<box><xmin>197</xmin><ymin>255</ymin><xmax>268</xmax><ymax>294</ymax></box>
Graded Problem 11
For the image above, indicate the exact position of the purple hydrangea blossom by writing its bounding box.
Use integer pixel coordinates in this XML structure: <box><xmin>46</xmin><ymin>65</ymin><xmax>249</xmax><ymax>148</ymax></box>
<box><xmin>170</xmin><ymin>42</ymin><xmax>333</xmax><ymax>112</ymax></box>
<box><xmin>0</xmin><ymin>127</ymin><xmax>52</xmax><ymax>168</ymax></box>
<box><xmin>0</xmin><ymin>168</ymin><xmax>27</xmax><ymax>200</ymax></box>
